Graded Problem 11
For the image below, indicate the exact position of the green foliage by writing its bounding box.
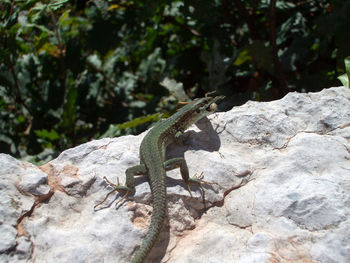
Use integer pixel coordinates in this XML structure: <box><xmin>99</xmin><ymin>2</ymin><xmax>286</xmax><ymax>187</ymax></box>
<box><xmin>338</xmin><ymin>57</ymin><xmax>350</xmax><ymax>88</ymax></box>
<box><xmin>101</xmin><ymin>113</ymin><xmax>165</xmax><ymax>138</ymax></box>
<box><xmin>0</xmin><ymin>0</ymin><xmax>349</xmax><ymax>162</ymax></box>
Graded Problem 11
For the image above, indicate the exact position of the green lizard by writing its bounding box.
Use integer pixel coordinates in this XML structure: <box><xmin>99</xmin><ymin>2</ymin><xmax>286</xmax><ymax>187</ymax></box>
<box><xmin>95</xmin><ymin>95</ymin><xmax>224</xmax><ymax>263</ymax></box>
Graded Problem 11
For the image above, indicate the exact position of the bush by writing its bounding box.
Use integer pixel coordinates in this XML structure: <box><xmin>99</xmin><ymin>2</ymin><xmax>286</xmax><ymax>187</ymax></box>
<box><xmin>0</xmin><ymin>0</ymin><xmax>348</xmax><ymax>163</ymax></box>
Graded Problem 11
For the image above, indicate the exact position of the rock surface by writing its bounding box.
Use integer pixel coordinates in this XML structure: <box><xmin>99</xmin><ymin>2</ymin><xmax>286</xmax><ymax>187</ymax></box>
<box><xmin>1</xmin><ymin>86</ymin><xmax>350</xmax><ymax>263</ymax></box>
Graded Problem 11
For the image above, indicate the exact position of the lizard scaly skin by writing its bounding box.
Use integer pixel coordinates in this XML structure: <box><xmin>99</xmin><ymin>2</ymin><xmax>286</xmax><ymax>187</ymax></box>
<box><xmin>97</xmin><ymin>96</ymin><xmax>224</xmax><ymax>263</ymax></box>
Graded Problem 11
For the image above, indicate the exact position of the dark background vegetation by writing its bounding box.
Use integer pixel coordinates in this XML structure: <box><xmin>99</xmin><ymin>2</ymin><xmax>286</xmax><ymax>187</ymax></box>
<box><xmin>1</xmin><ymin>0</ymin><xmax>349</xmax><ymax>164</ymax></box>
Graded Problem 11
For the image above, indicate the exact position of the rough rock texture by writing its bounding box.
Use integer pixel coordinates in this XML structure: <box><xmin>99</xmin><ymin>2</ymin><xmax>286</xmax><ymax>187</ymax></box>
<box><xmin>1</xmin><ymin>86</ymin><xmax>350</xmax><ymax>263</ymax></box>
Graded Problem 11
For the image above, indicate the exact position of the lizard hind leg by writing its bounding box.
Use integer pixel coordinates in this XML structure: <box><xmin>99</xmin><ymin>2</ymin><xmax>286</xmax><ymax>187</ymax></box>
<box><xmin>94</xmin><ymin>164</ymin><xmax>147</xmax><ymax>209</ymax></box>
<box><xmin>94</xmin><ymin>164</ymin><xmax>147</xmax><ymax>208</ymax></box>
<box><xmin>94</xmin><ymin>176</ymin><xmax>132</xmax><ymax>209</ymax></box>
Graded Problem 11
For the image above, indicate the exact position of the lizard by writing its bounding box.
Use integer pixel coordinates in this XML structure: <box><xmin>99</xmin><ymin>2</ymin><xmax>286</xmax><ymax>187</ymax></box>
<box><xmin>95</xmin><ymin>95</ymin><xmax>224</xmax><ymax>263</ymax></box>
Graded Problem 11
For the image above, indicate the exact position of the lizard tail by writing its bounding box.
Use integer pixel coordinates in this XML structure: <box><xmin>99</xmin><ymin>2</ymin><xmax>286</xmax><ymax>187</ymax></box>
<box><xmin>131</xmin><ymin>178</ymin><xmax>167</xmax><ymax>263</ymax></box>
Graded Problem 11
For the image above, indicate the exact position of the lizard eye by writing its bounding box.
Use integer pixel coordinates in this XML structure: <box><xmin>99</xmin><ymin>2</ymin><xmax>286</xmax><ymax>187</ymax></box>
<box><xmin>208</xmin><ymin>103</ymin><xmax>217</xmax><ymax>112</ymax></box>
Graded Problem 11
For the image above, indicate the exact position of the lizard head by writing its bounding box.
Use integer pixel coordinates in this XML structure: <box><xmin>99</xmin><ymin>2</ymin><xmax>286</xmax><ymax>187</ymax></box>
<box><xmin>174</xmin><ymin>95</ymin><xmax>225</xmax><ymax>130</ymax></box>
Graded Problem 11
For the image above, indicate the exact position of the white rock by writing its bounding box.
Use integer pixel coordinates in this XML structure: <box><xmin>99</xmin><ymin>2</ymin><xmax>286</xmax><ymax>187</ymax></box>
<box><xmin>0</xmin><ymin>154</ymin><xmax>49</xmax><ymax>260</ymax></box>
<box><xmin>0</xmin><ymin>86</ymin><xmax>349</xmax><ymax>263</ymax></box>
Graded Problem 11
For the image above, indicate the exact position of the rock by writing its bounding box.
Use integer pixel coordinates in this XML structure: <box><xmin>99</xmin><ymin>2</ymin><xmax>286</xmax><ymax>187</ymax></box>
<box><xmin>0</xmin><ymin>86</ymin><xmax>349</xmax><ymax>263</ymax></box>
<box><xmin>0</xmin><ymin>154</ymin><xmax>50</xmax><ymax>261</ymax></box>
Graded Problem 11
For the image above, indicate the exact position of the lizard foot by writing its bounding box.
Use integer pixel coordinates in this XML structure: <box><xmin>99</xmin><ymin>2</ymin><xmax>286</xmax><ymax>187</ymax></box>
<box><xmin>187</xmin><ymin>172</ymin><xmax>218</xmax><ymax>209</ymax></box>
<box><xmin>188</xmin><ymin>172</ymin><xmax>218</xmax><ymax>186</ymax></box>
<box><xmin>94</xmin><ymin>176</ymin><xmax>132</xmax><ymax>209</ymax></box>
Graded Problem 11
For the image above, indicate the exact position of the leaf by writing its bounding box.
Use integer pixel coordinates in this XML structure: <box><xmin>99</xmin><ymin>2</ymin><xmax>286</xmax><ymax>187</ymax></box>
<box><xmin>234</xmin><ymin>50</ymin><xmax>252</xmax><ymax>66</ymax></box>
<box><xmin>87</xmin><ymin>54</ymin><xmax>102</xmax><ymax>68</ymax></box>
<box><xmin>21</xmin><ymin>148</ymin><xmax>56</xmax><ymax>165</ymax></box>
<box><xmin>159</xmin><ymin>77</ymin><xmax>189</xmax><ymax>101</ymax></box>
<box><xmin>34</xmin><ymin>129</ymin><xmax>60</xmax><ymax>141</ymax></box>
<box><xmin>338</xmin><ymin>56</ymin><xmax>350</xmax><ymax>88</ymax></box>
<box><xmin>277</xmin><ymin>12</ymin><xmax>307</xmax><ymax>46</ymax></box>
<box><xmin>29</xmin><ymin>2</ymin><xmax>47</xmax><ymax>22</ymax></box>
<box><xmin>30</xmin><ymin>0</ymin><xmax>69</xmax><ymax>22</ymax></box>
<box><xmin>100</xmin><ymin>113</ymin><xmax>164</xmax><ymax>138</ymax></box>
<box><xmin>338</xmin><ymin>74</ymin><xmax>348</xmax><ymax>88</ymax></box>
<box><xmin>37</xmin><ymin>42</ymin><xmax>58</xmax><ymax>55</ymax></box>
<box><xmin>108</xmin><ymin>4</ymin><xmax>122</xmax><ymax>11</ymax></box>
<box><xmin>16</xmin><ymin>115</ymin><xmax>26</xmax><ymax>123</ymax></box>
<box><xmin>164</xmin><ymin>2</ymin><xmax>184</xmax><ymax>16</ymax></box>
<box><xmin>25</xmin><ymin>23</ymin><xmax>54</xmax><ymax>35</ymax></box>
<box><xmin>30</xmin><ymin>2</ymin><xmax>46</xmax><ymax>12</ymax></box>
<box><xmin>48</xmin><ymin>0</ymin><xmax>70</xmax><ymax>11</ymax></box>
<box><xmin>58</xmin><ymin>9</ymin><xmax>71</xmax><ymax>27</ymax></box>
<box><xmin>138</xmin><ymin>47</ymin><xmax>166</xmax><ymax>81</ymax></box>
